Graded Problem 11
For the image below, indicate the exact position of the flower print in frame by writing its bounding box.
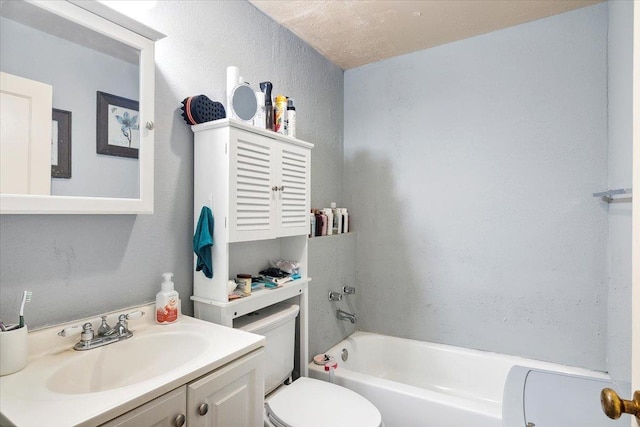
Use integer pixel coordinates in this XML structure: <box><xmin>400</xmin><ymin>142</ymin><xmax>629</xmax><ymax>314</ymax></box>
<box><xmin>96</xmin><ymin>91</ymin><xmax>140</xmax><ymax>159</ymax></box>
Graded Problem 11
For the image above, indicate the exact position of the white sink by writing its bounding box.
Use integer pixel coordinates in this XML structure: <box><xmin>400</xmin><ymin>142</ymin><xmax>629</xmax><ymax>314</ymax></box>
<box><xmin>46</xmin><ymin>331</ymin><xmax>210</xmax><ymax>394</ymax></box>
<box><xmin>0</xmin><ymin>304</ymin><xmax>265</xmax><ymax>427</ymax></box>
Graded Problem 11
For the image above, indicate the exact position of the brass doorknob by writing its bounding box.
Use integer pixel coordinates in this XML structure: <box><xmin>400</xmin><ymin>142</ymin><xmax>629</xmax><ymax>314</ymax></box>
<box><xmin>600</xmin><ymin>388</ymin><xmax>640</xmax><ymax>421</ymax></box>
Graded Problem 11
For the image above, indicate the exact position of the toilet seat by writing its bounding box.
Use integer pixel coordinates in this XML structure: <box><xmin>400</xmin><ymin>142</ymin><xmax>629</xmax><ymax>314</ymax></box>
<box><xmin>265</xmin><ymin>377</ymin><xmax>382</xmax><ymax>427</ymax></box>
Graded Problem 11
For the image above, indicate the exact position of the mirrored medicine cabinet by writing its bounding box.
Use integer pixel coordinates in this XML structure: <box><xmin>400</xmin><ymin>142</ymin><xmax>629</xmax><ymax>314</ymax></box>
<box><xmin>0</xmin><ymin>0</ymin><xmax>165</xmax><ymax>214</ymax></box>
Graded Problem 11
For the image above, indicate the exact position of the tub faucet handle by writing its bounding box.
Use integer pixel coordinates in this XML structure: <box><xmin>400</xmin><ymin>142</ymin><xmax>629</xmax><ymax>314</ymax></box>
<box><xmin>328</xmin><ymin>291</ymin><xmax>343</xmax><ymax>302</ymax></box>
<box><xmin>343</xmin><ymin>286</ymin><xmax>355</xmax><ymax>295</ymax></box>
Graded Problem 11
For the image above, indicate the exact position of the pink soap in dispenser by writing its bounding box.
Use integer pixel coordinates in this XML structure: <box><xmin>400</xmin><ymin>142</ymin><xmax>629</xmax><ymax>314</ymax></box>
<box><xmin>156</xmin><ymin>272</ymin><xmax>179</xmax><ymax>324</ymax></box>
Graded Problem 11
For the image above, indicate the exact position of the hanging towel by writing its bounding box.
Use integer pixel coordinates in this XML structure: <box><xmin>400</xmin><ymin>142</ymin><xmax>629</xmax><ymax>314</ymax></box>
<box><xmin>193</xmin><ymin>206</ymin><xmax>214</xmax><ymax>278</ymax></box>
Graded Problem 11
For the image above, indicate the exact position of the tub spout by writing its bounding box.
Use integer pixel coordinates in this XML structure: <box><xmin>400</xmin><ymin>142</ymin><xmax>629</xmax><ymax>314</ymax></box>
<box><xmin>337</xmin><ymin>309</ymin><xmax>356</xmax><ymax>324</ymax></box>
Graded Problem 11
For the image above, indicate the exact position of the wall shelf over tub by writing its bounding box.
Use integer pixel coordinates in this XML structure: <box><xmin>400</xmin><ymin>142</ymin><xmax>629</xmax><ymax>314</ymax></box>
<box><xmin>593</xmin><ymin>188</ymin><xmax>632</xmax><ymax>203</ymax></box>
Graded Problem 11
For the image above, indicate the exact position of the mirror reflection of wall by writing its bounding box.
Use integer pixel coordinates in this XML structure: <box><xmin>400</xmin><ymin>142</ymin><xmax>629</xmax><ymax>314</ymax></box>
<box><xmin>0</xmin><ymin>4</ymin><xmax>140</xmax><ymax>199</ymax></box>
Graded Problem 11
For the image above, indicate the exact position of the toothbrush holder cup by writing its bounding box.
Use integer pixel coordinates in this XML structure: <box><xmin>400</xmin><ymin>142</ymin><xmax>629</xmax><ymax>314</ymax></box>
<box><xmin>0</xmin><ymin>325</ymin><xmax>28</xmax><ymax>376</ymax></box>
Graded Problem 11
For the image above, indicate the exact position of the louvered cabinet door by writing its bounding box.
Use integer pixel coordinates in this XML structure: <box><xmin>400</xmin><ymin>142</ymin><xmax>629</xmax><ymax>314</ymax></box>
<box><xmin>228</xmin><ymin>130</ymin><xmax>276</xmax><ymax>242</ymax></box>
<box><xmin>275</xmin><ymin>141</ymin><xmax>310</xmax><ymax>237</ymax></box>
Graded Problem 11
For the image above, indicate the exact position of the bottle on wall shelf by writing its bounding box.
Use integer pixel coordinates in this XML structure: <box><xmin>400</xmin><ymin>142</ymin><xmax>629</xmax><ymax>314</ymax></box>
<box><xmin>323</xmin><ymin>207</ymin><xmax>333</xmax><ymax>235</ymax></box>
<box><xmin>285</xmin><ymin>98</ymin><xmax>296</xmax><ymax>138</ymax></box>
<box><xmin>315</xmin><ymin>209</ymin><xmax>323</xmax><ymax>237</ymax></box>
<box><xmin>310</xmin><ymin>211</ymin><xmax>316</xmax><ymax>237</ymax></box>
<box><xmin>156</xmin><ymin>272</ymin><xmax>179</xmax><ymax>324</ymax></box>
<box><xmin>341</xmin><ymin>208</ymin><xmax>349</xmax><ymax>233</ymax></box>
<box><xmin>331</xmin><ymin>202</ymin><xmax>342</xmax><ymax>234</ymax></box>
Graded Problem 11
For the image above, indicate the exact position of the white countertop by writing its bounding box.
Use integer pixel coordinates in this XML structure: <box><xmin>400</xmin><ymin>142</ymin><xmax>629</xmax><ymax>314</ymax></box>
<box><xmin>0</xmin><ymin>304</ymin><xmax>265</xmax><ymax>427</ymax></box>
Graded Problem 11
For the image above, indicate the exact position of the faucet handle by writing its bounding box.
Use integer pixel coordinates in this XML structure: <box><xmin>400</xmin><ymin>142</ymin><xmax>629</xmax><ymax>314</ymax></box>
<box><xmin>342</xmin><ymin>286</ymin><xmax>356</xmax><ymax>295</ymax></box>
<box><xmin>58</xmin><ymin>324</ymin><xmax>83</xmax><ymax>337</ymax></box>
<box><xmin>125</xmin><ymin>310</ymin><xmax>144</xmax><ymax>320</ymax></box>
<box><xmin>328</xmin><ymin>291</ymin><xmax>343</xmax><ymax>302</ymax></box>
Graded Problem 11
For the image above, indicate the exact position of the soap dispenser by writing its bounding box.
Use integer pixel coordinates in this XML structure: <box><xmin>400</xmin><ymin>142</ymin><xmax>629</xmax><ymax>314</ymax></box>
<box><xmin>156</xmin><ymin>272</ymin><xmax>179</xmax><ymax>324</ymax></box>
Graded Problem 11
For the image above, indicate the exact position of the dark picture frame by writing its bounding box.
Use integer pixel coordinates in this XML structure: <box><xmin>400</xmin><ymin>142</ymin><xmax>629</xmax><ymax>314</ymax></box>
<box><xmin>51</xmin><ymin>108</ymin><xmax>72</xmax><ymax>179</ymax></box>
<box><xmin>96</xmin><ymin>91</ymin><xmax>139</xmax><ymax>159</ymax></box>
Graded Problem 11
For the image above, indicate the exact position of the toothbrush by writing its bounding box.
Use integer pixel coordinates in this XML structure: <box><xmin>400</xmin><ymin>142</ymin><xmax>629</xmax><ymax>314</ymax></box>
<box><xmin>18</xmin><ymin>290</ymin><xmax>32</xmax><ymax>328</ymax></box>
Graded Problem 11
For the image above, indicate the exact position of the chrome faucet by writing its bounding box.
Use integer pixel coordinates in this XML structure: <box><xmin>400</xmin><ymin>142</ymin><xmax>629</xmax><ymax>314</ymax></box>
<box><xmin>337</xmin><ymin>309</ymin><xmax>356</xmax><ymax>324</ymax></box>
<box><xmin>59</xmin><ymin>310</ymin><xmax>143</xmax><ymax>351</ymax></box>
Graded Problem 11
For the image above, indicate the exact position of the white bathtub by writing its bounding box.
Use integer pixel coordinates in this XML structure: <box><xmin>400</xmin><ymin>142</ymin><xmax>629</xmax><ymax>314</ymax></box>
<box><xmin>308</xmin><ymin>332</ymin><xmax>613</xmax><ymax>427</ymax></box>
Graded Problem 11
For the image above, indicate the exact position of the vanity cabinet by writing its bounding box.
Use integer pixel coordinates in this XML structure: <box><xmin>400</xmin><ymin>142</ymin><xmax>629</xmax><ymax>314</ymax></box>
<box><xmin>100</xmin><ymin>349</ymin><xmax>264</xmax><ymax>427</ymax></box>
<box><xmin>187</xmin><ymin>348</ymin><xmax>264</xmax><ymax>427</ymax></box>
<box><xmin>100</xmin><ymin>386</ymin><xmax>186</xmax><ymax>427</ymax></box>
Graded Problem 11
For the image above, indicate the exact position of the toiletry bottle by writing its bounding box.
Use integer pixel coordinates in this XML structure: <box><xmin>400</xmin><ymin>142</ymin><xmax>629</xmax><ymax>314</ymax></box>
<box><xmin>227</xmin><ymin>66</ymin><xmax>240</xmax><ymax>113</ymax></box>
<box><xmin>254</xmin><ymin>91</ymin><xmax>266</xmax><ymax>129</ymax></box>
<box><xmin>274</xmin><ymin>95</ymin><xmax>287</xmax><ymax>134</ymax></box>
<box><xmin>342</xmin><ymin>208</ymin><xmax>349</xmax><ymax>233</ymax></box>
<box><xmin>285</xmin><ymin>98</ymin><xmax>296</xmax><ymax>138</ymax></box>
<box><xmin>237</xmin><ymin>273</ymin><xmax>252</xmax><ymax>296</ymax></box>
<box><xmin>259</xmin><ymin>82</ymin><xmax>273</xmax><ymax>130</ymax></box>
<box><xmin>156</xmin><ymin>273</ymin><xmax>179</xmax><ymax>324</ymax></box>
<box><xmin>323</xmin><ymin>207</ymin><xmax>333</xmax><ymax>235</ymax></box>
<box><xmin>331</xmin><ymin>203</ymin><xmax>342</xmax><ymax>234</ymax></box>
<box><xmin>310</xmin><ymin>211</ymin><xmax>316</xmax><ymax>237</ymax></box>
<box><xmin>320</xmin><ymin>211</ymin><xmax>328</xmax><ymax>236</ymax></box>
<box><xmin>315</xmin><ymin>209</ymin><xmax>323</xmax><ymax>237</ymax></box>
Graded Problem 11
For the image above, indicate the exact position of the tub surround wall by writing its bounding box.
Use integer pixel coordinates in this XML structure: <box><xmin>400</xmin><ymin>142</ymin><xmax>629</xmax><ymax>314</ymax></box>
<box><xmin>606</xmin><ymin>0</ymin><xmax>633</xmax><ymax>382</ymax></box>
<box><xmin>344</xmin><ymin>4</ymin><xmax>609</xmax><ymax>370</ymax></box>
<box><xmin>308</xmin><ymin>232</ymin><xmax>358</xmax><ymax>359</ymax></box>
<box><xmin>0</xmin><ymin>1</ymin><xmax>344</xmax><ymax>328</ymax></box>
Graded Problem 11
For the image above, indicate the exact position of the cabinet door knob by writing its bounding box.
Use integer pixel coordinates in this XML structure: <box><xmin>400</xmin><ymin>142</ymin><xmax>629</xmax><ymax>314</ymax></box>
<box><xmin>174</xmin><ymin>414</ymin><xmax>186</xmax><ymax>427</ymax></box>
<box><xmin>145</xmin><ymin>121</ymin><xmax>155</xmax><ymax>130</ymax></box>
<box><xmin>198</xmin><ymin>403</ymin><xmax>209</xmax><ymax>416</ymax></box>
<box><xmin>272</xmin><ymin>186</ymin><xmax>279</xmax><ymax>191</ymax></box>
<box><xmin>278</xmin><ymin>186</ymin><xmax>285</xmax><ymax>191</ymax></box>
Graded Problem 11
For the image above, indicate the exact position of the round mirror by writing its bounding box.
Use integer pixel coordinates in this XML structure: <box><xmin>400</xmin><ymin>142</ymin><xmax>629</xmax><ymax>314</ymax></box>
<box><xmin>230</xmin><ymin>84</ymin><xmax>257</xmax><ymax>122</ymax></box>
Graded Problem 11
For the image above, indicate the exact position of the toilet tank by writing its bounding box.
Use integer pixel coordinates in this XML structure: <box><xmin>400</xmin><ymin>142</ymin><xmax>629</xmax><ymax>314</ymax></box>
<box><xmin>235</xmin><ymin>303</ymin><xmax>300</xmax><ymax>394</ymax></box>
<box><xmin>503</xmin><ymin>366</ymin><xmax>630</xmax><ymax>427</ymax></box>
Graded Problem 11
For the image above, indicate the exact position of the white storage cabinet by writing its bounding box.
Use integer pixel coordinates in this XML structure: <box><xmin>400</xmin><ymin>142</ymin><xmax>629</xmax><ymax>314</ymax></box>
<box><xmin>191</xmin><ymin>119</ymin><xmax>312</xmax><ymax>377</ymax></box>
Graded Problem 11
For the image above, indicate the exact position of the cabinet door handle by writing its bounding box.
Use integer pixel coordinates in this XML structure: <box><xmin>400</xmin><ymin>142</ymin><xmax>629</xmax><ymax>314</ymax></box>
<box><xmin>145</xmin><ymin>121</ymin><xmax>154</xmax><ymax>130</ymax></box>
<box><xmin>198</xmin><ymin>403</ymin><xmax>209</xmax><ymax>416</ymax></box>
<box><xmin>174</xmin><ymin>414</ymin><xmax>186</xmax><ymax>427</ymax></box>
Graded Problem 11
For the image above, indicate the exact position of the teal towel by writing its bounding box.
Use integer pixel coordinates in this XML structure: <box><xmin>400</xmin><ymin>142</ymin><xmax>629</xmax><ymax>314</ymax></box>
<box><xmin>193</xmin><ymin>206</ymin><xmax>214</xmax><ymax>278</ymax></box>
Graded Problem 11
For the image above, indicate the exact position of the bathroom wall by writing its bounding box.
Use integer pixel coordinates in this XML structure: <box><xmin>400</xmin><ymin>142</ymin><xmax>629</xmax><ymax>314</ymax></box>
<box><xmin>344</xmin><ymin>4</ymin><xmax>610</xmax><ymax>370</ymax></box>
<box><xmin>0</xmin><ymin>1</ymin><xmax>344</xmax><ymax>331</ymax></box>
<box><xmin>606</xmin><ymin>0</ymin><xmax>633</xmax><ymax>382</ymax></box>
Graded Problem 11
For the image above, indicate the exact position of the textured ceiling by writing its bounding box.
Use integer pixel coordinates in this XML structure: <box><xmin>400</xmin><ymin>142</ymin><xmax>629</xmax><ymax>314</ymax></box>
<box><xmin>248</xmin><ymin>0</ymin><xmax>604</xmax><ymax>70</ymax></box>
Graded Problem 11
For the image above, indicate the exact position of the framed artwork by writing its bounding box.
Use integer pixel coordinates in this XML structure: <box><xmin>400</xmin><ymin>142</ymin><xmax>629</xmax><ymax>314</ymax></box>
<box><xmin>96</xmin><ymin>91</ymin><xmax>139</xmax><ymax>158</ymax></box>
<box><xmin>51</xmin><ymin>108</ymin><xmax>72</xmax><ymax>178</ymax></box>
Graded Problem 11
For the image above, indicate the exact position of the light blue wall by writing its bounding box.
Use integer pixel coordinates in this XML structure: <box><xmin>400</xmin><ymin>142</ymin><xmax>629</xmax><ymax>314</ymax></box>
<box><xmin>606</xmin><ymin>0</ymin><xmax>633</xmax><ymax>382</ymax></box>
<box><xmin>0</xmin><ymin>1</ymin><xmax>344</xmax><ymax>330</ymax></box>
<box><xmin>344</xmin><ymin>4</ymin><xmax>610</xmax><ymax>370</ymax></box>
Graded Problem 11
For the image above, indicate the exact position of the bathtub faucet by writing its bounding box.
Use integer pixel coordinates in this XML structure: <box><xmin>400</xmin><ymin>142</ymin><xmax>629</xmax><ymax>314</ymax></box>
<box><xmin>337</xmin><ymin>309</ymin><xmax>356</xmax><ymax>324</ymax></box>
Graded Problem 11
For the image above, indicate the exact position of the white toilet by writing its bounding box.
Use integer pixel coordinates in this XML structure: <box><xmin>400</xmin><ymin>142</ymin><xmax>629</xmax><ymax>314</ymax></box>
<box><xmin>235</xmin><ymin>303</ymin><xmax>382</xmax><ymax>427</ymax></box>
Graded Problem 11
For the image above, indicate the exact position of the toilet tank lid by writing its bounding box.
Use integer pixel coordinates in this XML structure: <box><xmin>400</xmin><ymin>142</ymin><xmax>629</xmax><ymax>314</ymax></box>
<box><xmin>235</xmin><ymin>303</ymin><xmax>299</xmax><ymax>333</ymax></box>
